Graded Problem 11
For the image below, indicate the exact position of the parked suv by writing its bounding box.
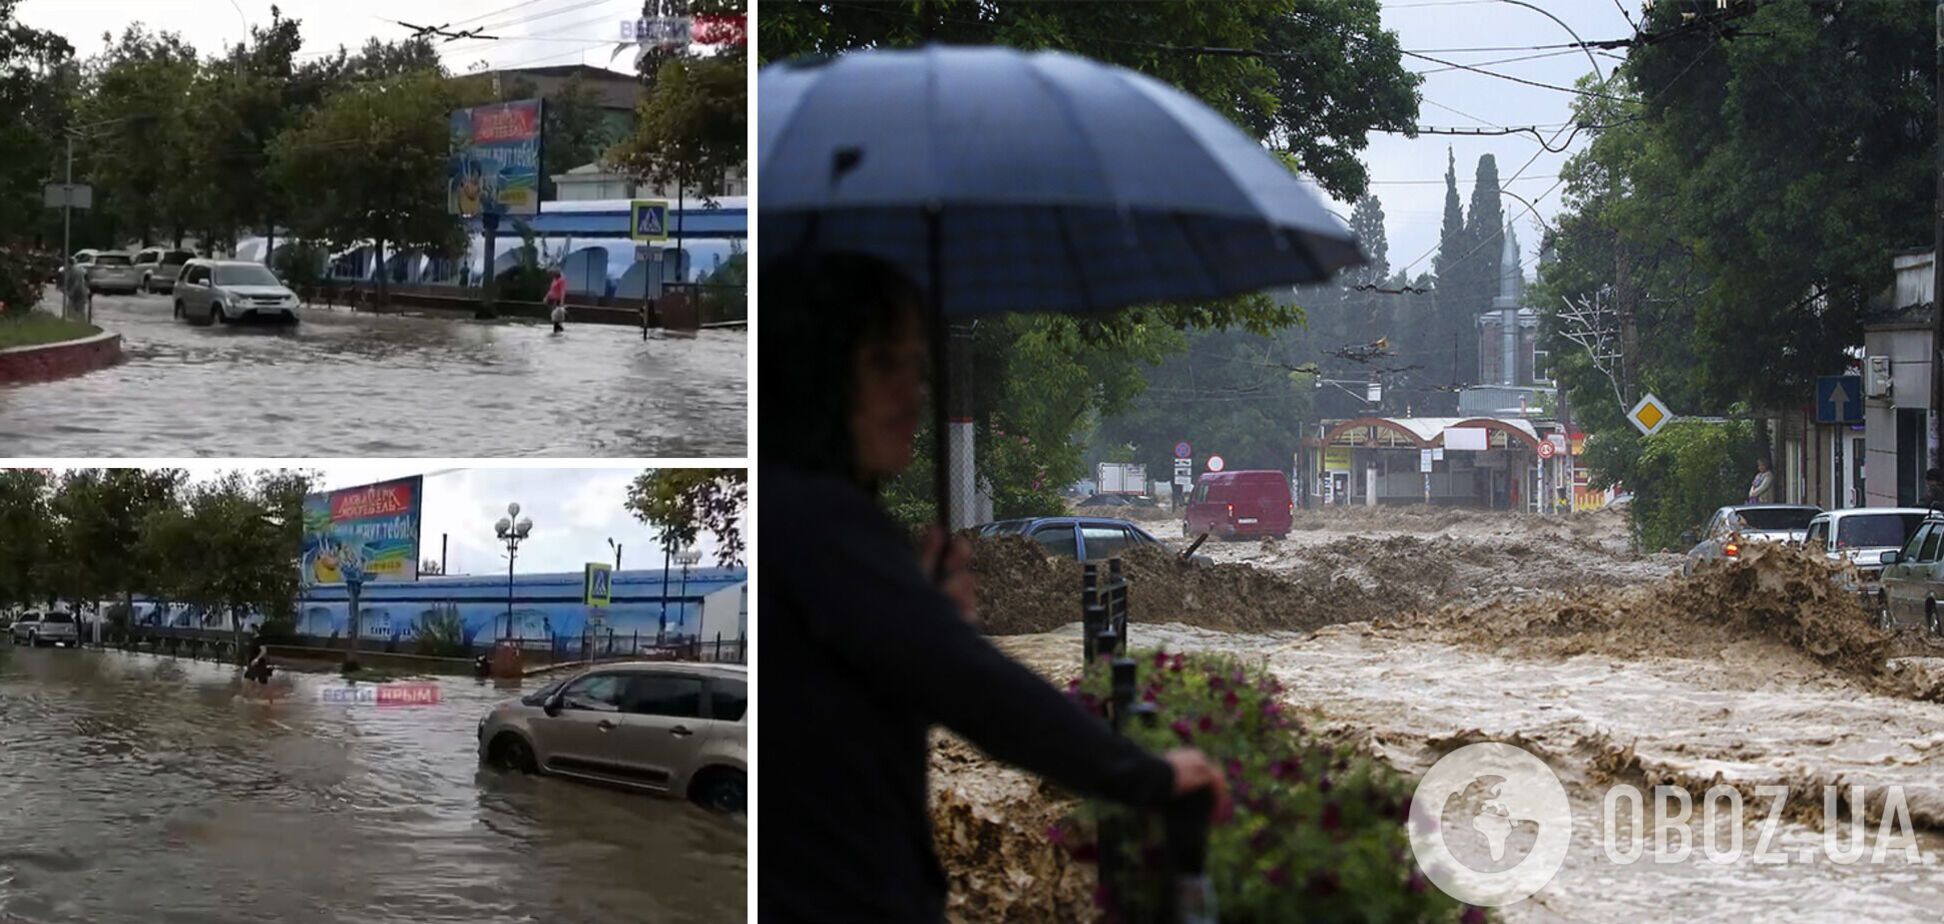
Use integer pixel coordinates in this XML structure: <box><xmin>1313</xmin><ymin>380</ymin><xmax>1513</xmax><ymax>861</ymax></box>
<box><xmin>131</xmin><ymin>248</ymin><xmax>198</xmax><ymax>294</ymax></box>
<box><xmin>173</xmin><ymin>259</ymin><xmax>300</xmax><ymax>324</ymax></box>
<box><xmin>977</xmin><ymin>515</ymin><xmax>1212</xmax><ymax>565</ymax></box>
<box><xmin>479</xmin><ymin>661</ymin><xmax>747</xmax><ymax>812</ymax></box>
<box><xmin>12</xmin><ymin>611</ymin><xmax>79</xmax><ymax>647</ymax></box>
<box><xmin>85</xmin><ymin>251</ymin><xmax>142</xmax><ymax>294</ymax></box>
<box><xmin>1184</xmin><ymin>470</ymin><xmax>1294</xmax><ymax>540</ymax></box>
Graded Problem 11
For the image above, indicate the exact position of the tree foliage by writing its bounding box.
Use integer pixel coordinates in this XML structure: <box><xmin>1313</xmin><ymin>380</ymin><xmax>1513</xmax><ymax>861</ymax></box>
<box><xmin>611</xmin><ymin>0</ymin><xmax>746</xmax><ymax>196</ymax></box>
<box><xmin>625</xmin><ymin>468</ymin><xmax>747</xmax><ymax>566</ymax></box>
<box><xmin>0</xmin><ymin>0</ymin><xmax>75</xmax><ymax>248</ymax></box>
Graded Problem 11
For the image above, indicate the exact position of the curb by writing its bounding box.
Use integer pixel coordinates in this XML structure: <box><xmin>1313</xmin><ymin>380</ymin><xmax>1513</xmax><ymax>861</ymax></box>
<box><xmin>0</xmin><ymin>330</ymin><xmax>124</xmax><ymax>384</ymax></box>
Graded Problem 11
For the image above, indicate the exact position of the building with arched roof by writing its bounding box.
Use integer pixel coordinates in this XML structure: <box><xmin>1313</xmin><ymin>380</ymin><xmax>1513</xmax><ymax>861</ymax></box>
<box><xmin>1304</xmin><ymin>415</ymin><xmax>1576</xmax><ymax>510</ymax></box>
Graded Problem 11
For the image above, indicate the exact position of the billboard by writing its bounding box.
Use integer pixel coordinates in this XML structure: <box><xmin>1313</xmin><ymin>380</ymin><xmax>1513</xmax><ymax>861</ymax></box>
<box><xmin>301</xmin><ymin>477</ymin><xmax>424</xmax><ymax>586</ymax></box>
<box><xmin>448</xmin><ymin>99</ymin><xmax>543</xmax><ymax>217</ymax></box>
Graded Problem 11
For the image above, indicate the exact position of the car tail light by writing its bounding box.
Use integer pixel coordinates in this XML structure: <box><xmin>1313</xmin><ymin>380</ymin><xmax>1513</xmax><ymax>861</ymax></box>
<box><xmin>1226</xmin><ymin>503</ymin><xmax>1234</xmax><ymax>518</ymax></box>
<box><xmin>1724</xmin><ymin>542</ymin><xmax>1740</xmax><ymax>557</ymax></box>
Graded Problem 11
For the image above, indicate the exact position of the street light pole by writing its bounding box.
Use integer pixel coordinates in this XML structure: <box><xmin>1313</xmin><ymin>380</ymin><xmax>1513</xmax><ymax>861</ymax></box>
<box><xmin>494</xmin><ymin>503</ymin><xmax>533</xmax><ymax>641</ymax></box>
<box><xmin>675</xmin><ymin>546</ymin><xmax>700</xmax><ymax>649</ymax></box>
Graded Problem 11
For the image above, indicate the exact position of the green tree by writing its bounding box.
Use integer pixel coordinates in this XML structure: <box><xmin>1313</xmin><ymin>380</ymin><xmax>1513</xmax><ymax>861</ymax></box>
<box><xmin>0</xmin><ymin>0</ymin><xmax>76</xmax><ymax>249</ymax></box>
<box><xmin>50</xmin><ymin>468</ymin><xmax>184</xmax><ymax>617</ymax></box>
<box><xmin>609</xmin><ymin>0</ymin><xmax>746</xmax><ymax>201</ymax></box>
<box><xmin>495</xmin><ymin>73</ymin><xmax>621</xmax><ymax>201</ymax></box>
<box><xmin>1095</xmin><ymin>325</ymin><xmax>1314</xmax><ymax>484</ymax></box>
<box><xmin>0</xmin><ymin>468</ymin><xmax>52</xmax><ymax>611</ymax></box>
<box><xmin>75</xmin><ymin>25</ymin><xmax>198</xmax><ymax>248</ymax></box>
<box><xmin>268</xmin><ymin>68</ymin><xmax>471</xmax><ymax>303</ymax></box>
<box><xmin>142</xmin><ymin>470</ymin><xmax>308</xmax><ymax>658</ymax></box>
<box><xmin>1430</xmin><ymin>147</ymin><xmax>1472</xmax><ymax>396</ymax></box>
<box><xmin>625</xmin><ymin>468</ymin><xmax>747</xmax><ymax>566</ymax></box>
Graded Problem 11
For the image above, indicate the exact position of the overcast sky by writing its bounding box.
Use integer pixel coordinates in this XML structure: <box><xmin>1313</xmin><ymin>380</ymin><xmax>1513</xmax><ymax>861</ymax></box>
<box><xmin>18</xmin><ymin>0</ymin><xmax>647</xmax><ymax>79</ymax></box>
<box><xmin>148</xmin><ymin>464</ymin><xmax>743</xmax><ymax>578</ymax></box>
<box><xmin>1306</xmin><ymin>0</ymin><xmax>1634</xmax><ymax>283</ymax></box>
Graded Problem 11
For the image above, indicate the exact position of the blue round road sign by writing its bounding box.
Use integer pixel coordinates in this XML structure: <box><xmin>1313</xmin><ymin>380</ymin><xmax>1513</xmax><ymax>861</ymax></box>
<box><xmin>1174</xmin><ymin>441</ymin><xmax>1192</xmax><ymax>459</ymax></box>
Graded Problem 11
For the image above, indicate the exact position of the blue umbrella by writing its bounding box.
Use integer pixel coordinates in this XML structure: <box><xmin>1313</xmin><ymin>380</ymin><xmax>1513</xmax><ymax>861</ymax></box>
<box><xmin>760</xmin><ymin>45</ymin><xmax>1366</xmax><ymax>519</ymax></box>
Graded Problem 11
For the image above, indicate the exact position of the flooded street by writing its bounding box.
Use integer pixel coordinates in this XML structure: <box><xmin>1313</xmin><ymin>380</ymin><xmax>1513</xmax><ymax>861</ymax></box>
<box><xmin>0</xmin><ymin>292</ymin><xmax>745</xmax><ymax>457</ymax></box>
<box><xmin>0</xmin><ymin>647</ymin><xmax>745</xmax><ymax>924</ymax></box>
<box><xmin>950</xmin><ymin>505</ymin><xmax>1944</xmax><ymax>922</ymax></box>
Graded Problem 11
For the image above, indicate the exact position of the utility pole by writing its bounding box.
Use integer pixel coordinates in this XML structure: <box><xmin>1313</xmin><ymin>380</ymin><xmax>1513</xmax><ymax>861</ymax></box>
<box><xmin>1931</xmin><ymin>0</ymin><xmax>1944</xmax><ymax>472</ymax></box>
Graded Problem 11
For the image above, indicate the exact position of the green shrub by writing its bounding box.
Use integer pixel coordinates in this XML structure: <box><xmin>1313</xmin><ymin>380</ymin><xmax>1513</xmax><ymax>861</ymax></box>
<box><xmin>1626</xmin><ymin>419</ymin><xmax>1760</xmax><ymax>551</ymax></box>
<box><xmin>1063</xmin><ymin>650</ymin><xmax>1465</xmax><ymax>923</ymax></box>
<box><xmin>412</xmin><ymin>604</ymin><xmax>467</xmax><ymax>657</ymax></box>
<box><xmin>0</xmin><ymin>243</ymin><xmax>58</xmax><ymax>319</ymax></box>
<box><xmin>273</xmin><ymin>242</ymin><xmax>328</xmax><ymax>292</ymax></box>
<box><xmin>256</xmin><ymin>615</ymin><xmax>299</xmax><ymax>645</ymax></box>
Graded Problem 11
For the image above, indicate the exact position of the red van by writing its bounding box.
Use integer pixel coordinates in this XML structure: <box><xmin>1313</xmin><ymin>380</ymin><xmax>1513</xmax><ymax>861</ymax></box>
<box><xmin>1184</xmin><ymin>470</ymin><xmax>1293</xmax><ymax>540</ymax></box>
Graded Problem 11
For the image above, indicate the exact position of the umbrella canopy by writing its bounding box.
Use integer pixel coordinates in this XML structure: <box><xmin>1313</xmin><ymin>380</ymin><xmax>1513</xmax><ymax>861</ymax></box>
<box><xmin>759</xmin><ymin>44</ymin><xmax>1366</xmax><ymax>315</ymax></box>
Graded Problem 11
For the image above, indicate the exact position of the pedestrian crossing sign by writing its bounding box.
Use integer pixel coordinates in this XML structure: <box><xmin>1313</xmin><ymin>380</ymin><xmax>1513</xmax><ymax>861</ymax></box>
<box><xmin>630</xmin><ymin>199</ymin><xmax>670</xmax><ymax>242</ymax></box>
<box><xmin>584</xmin><ymin>562</ymin><xmax>613</xmax><ymax>607</ymax></box>
<box><xmin>1628</xmin><ymin>393</ymin><xmax>1673</xmax><ymax>437</ymax></box>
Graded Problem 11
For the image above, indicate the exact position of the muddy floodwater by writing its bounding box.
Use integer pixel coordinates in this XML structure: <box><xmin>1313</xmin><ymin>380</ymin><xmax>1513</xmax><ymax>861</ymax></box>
<box><xmin>0</xmin><ymin>292</ymin><xmax>745</xmax><ymax>457</ymax></box>
<box><xmin>0</xmin><ymin>648</ymin><xmax>745</xmax><ymax>924</ymax></box>
<box><xmin>950</xmin><ymin>505</ymin><xmax>1944</xmax><ymax>922</ymax></box>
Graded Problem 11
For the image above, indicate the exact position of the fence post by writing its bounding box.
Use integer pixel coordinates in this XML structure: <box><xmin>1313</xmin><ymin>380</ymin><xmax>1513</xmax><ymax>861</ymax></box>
<box><xmin>1166</xmin><ymin>788</ymin><xmax>1218</xmax><ymax>924</ymax></box>
<box><xmin>1082</xmin><ymin>562</ymin><xmax>1103</xmax><ymax>664</ymax></box>
<box><xmin>1109</xmin><ymin>557</ymin><xmax>1129</xmax><ymax>654</ymax></box>
<box><xmin>714</xmin><ymin>632</ymin><xmax>722</xmax><ymax>661</ymax></box>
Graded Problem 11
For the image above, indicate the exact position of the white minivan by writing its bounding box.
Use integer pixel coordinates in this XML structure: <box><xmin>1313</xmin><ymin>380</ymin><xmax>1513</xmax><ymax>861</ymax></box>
<box><xmin>172</xmin><ymin>259</ymin><xmax>301</xmax><ymax>324</ymax></box>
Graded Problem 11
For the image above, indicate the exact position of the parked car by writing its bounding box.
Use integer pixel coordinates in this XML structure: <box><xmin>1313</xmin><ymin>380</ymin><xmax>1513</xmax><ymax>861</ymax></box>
<box><xmin>131</xmin><ymin>247</ymin><xmax>199</xmax><ymax>294</ymax></box>
<box><xmin>1802</xmin><ymin>508</ymin><xmax>1929</xmax><ymax>602</ymax></box>
<box><xmin>85</xmin><ymin>251</ymin><xmax>141</xmax><ymax>294</ymax></box>
<box><xmin>479</xmin><ymin>661</ymin><xmax>747</xmax><ymax>813</ymax></box>
<box><xmin>11</xmin><ymin>611</ymin><xmax>79</xmax><ymax>647</ymax></box>
<box><xmin>1873</xmin><ymin>511</ymin><xmax>1944</xmax><ymax>634</ymax></box>
<box><xmin>977</xmin><ymin>515</ymin><xmax>1213</xmax><ymax>565</ymax></box>
<box><xmin>173</xmin><ymin>259</ymin><xmax>300</xmax><ymax>324</ymax></box>
<box><xmin>1184</xmin><ymin>470</ymin><xmax>1294</xmax><ymax>540</ymax></box>
<box><xmin>1680</xmin><ymin>503</ymin><xmax>1822</xmax><ymax>575</ymax></box>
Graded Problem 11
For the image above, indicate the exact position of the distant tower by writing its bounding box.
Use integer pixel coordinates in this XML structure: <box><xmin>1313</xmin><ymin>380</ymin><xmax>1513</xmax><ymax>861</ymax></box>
<box><xmin>1490</xmin><ymin>223</ymin><xmax>1523</xmax><ymax>386</ymax></box>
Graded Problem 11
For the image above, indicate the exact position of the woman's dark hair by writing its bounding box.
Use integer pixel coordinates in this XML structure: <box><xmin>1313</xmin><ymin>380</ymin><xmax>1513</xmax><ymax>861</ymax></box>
<box><xmin>760</xmin><ymin>252</ymin><xmax>924</xmax><ymax>484</ymax></box>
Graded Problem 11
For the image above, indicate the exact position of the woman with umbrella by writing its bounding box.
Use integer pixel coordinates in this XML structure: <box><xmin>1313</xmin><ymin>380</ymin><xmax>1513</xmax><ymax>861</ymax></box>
<box><xmin>762</xmin><ymin>252</ymin><xmax>1230</xmax><ymax>920</ymax></box>
<box><xmin>760</xmin><ymin>46</ymin><xmax>1366</xmax><ymax>920</ymax></box>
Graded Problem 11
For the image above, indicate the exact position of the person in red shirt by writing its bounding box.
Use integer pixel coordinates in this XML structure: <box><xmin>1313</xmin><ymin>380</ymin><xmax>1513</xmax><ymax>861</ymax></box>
<box><xmin>544</xmin><ymin>269</ymin><xmax>568</xmax><ymax>333</ymax></box>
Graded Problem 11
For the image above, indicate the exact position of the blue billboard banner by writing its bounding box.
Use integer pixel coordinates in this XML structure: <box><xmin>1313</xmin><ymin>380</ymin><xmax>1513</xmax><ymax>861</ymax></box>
<box><xmin>301</xmin><ymin>477</ymin><xmax>423</xmax><ymax>586</ymax></box>
<box><xmin>449</xmin><ymin>99</ymin><xmax>543</xmax><ymax>217</ymax></box>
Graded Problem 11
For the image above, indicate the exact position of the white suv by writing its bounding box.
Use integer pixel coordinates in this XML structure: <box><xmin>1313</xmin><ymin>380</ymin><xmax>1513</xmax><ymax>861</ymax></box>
<box><xmin>12</xmin><ymin>611</ymin><xmax>79</xmax><ymax>647</ymax></box>
<box><xmin>173</xmin><ymin>259</ymin><xmax>301</xmax><ymax>324</ymax></box>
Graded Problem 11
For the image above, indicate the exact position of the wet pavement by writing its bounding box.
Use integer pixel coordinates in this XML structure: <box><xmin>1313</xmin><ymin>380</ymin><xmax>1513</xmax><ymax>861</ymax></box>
<box><xmin>0</xmin><ymin>647</ymin><xmax>745</xmax><ymax>924</ymax></box>
<box><xmin>0</xmin><ymin>291</ymin><xmax>745</xmax><ymax>457</ymax></box>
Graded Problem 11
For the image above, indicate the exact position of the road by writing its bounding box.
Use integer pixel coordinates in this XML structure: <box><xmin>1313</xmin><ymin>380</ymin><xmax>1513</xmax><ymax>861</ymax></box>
<box><xmin>0</xmin><ymin>647</ymin><xmax>745</xmax><ymax>924</ymax></box>
<box><xmin>0</xmin><ymin>291</ymin><xmax>745</xmax><ymax>457</ymax></box>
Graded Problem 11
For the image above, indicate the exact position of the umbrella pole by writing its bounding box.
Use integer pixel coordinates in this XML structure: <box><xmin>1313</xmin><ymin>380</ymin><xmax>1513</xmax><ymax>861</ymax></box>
<box><xmin>928</xmin><ymin>208</ymin><xmax>952</xmax><ymax>555</ymax></box>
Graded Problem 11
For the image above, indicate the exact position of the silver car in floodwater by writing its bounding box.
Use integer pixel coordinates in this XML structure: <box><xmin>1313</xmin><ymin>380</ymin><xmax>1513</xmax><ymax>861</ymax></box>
<box><xmin>1802</xmin><ymin>508</ymin><xmax>1929</xmax><ymax>608</ymax></box>
<box><xmin>11</xmin><ymin>611</ymin><xmax>79</xmax><ymax>647</ymax></box>
<box><xmin>479</xmin><ymin>661</ymin><xmax>747</xmax><ymax>812</ymax></box>
<box><xmin>85</xmin><ymin>251</ymin><xmax>142</xmax><ymax>294</ymax></box>
<box><xmin>172</xmin><ymin>259</ymin><xmax>300</xmax><ymax>324</ymax></box>
<box><xmin>1681</xmin><ymin>503</ymin><xmax>1821</xmax><ymax>576</ymax></box>
<box><xmin>1873</xmin><ymin>512</ymin><xmax>1944</xmax><ymax>635</ymax></box>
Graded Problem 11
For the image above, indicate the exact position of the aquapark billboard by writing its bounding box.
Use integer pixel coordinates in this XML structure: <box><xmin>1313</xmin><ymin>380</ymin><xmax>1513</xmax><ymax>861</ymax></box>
<box><xmin>448</xmin><ymin>98</ymin><xmax>543</xmax><ymax>217</ymax></box>
<box><xmin>301</xmin><ymin>477</ymin><xmax>423</xmax><ymax>586</ymax></box>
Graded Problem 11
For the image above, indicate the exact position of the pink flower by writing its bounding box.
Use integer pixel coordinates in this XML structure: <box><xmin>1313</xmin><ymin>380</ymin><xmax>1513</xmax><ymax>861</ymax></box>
<box><xmin>1197</xmin><ymin>715</ymin><xmax>1216</xmax><ymax>734</ymax></box>
<box><xmin>1171</xmin><ymin>719</ymin><xmax>1194</xmax><ymax>743</ymax></box>
<box><xmin>1169</xmin><ymin>653</ymin><xmax>1185</xmax><ymax>673</ymax></box>
<box><xmin>1265</xmin><ymin>867</ymin><xmax>1289</xmax><ymax>888</ymax></box>
<box><xmin>1268</xmin><ymin>757</ymin><xmax>1301</xmax><ymax>779</ymax></box>
<box><xmin>1208</xmin><ymin>674</ymin><xmax>1225</xmax><ymax>690</ymax></box>
<box><xmin>1152</xmin><ymin>650</ymin><xmax>1169</xmax><ymax>669</ymax></box>
<box><xmin>1321</xmin><ymin>802</ymin><xmax>1342</xmax><ymax>833</ymax></box>
<box><xmin>1262</xmin><ymin>700</ymin><xmax>1282</xmax><ymax>718</ymax></box>
<box><xmin>1045</xmin><ymin>824</ymin><xmax>1067</xmax><ymax>846</ymax></box>
<box><xmin>1222</xmin><ymin>690</ymin><xmax>1240</xmax><ymax>711</ymax></box>
<box><xmin>1066</xmin><ymin>678</ymin><xmax>1082</xmax><ymax>693</ymax></box>
<box><xmin>1223</xmin><ymin>757</ymin><xmax>1244</xmax><ymax>780</ymax></box>
<box><xmin>1461</xmin><ymin>907</ymin><xmax>1487</xmax><ymax>924</ymax></box>
<box><xmin>1317</xmin><ymin>775</ymin><xmax>1333</xmax><ymax>794</ymax></box>
<box><xmin>1141</xmin><ymin>687</ymin><xmax>1158</xmax><ymax>703</ymax></box>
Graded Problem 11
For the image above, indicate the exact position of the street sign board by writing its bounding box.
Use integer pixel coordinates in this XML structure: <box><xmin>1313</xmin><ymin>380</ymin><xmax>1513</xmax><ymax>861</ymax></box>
<box><xmin>1816</xmin><ymin>375</ymin><xmax>1863</xmax><ymax>424</ymax></box>
<box><xmin>1173</xmin><ymin>441</ymin><xmax>1192</xmax><ymax>459</ymax></box>
<box><xmin>630</xmin><ymin>199</ymin><xmax>671</xmax><ymax>242</ymax></box>
<box><xmin>1419</xmin><ymin>449</ymin><xmax>1434</xmax><ymax>473</ymax></box>
<box><xmin>1207</xmin><ymin>455</ymin><xmax>1225</xmax><ymax>472</ymax></box>
<box><xmin>42</xmin><ymin>183</ymin><xmax>91</xmax><ymax>209</ymax></box>
<box><xmin>1173</xmin><ymin>458</ymin><xmax>1192</xmax><ymax>486</ymax></box>
<box><xmin>584</xmin><ymin>562</ymin><xmax>613</xmax><ymax>607</ymax></box>
<box><xmin>1627</xmin><ymin>393</ymin><xmax>1673</xmax><ymax>437</ymax></box>
<box><xmin>1537</xmin><ymin>440</ymin><xmax>1556</xmax><ymax>460</ymax></box>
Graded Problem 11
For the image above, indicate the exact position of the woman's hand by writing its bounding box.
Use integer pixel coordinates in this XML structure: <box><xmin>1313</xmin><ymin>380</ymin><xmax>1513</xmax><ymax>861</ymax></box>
<box><xmin>921</xmin><ymin>527</ymin><xmax>978</xmax><ymax>627</ymax></box>
<box><xmin>1164</xmin><ymin>748</ymin><xmax>1233</xmax><ymax>823</ymax></box>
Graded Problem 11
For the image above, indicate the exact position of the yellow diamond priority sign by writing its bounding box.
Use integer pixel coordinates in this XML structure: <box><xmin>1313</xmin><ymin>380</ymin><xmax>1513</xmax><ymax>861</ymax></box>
<box><xmin>1628</xmin><ymin>393</ymin><xmax>1673</xmax><ymax>437</ymax></box>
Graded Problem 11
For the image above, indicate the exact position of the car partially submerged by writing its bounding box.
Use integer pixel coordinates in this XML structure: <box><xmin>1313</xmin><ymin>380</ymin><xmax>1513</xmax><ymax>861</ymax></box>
<box><xmin>1681</xmin><ymin>503</ymin><xmax>1822</xmax><ymax>576</ymax></box>
<box><xmin>977</xmin><ymin>515</ymin><xmax>1213</xmax><ymax>566</ymax></box>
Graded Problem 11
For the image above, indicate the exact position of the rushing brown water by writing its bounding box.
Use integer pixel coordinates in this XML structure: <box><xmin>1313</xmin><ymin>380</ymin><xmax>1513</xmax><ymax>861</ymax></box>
<box><xmin>0</xmin><ymin>647</ymin><xmax>745</xmax><ymax>923</ymax></box>
<box><xmin>0</xmin><ymin>292</ymin><xmax>746</xmax><ymax>457</ymax></box>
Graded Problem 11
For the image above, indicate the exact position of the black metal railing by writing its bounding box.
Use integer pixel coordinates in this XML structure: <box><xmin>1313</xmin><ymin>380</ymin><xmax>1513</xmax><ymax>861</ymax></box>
<box><xmin>1084</xmin><ymin>557</ymin><xmax>1214</xmax><ymax>924</ymax></box>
